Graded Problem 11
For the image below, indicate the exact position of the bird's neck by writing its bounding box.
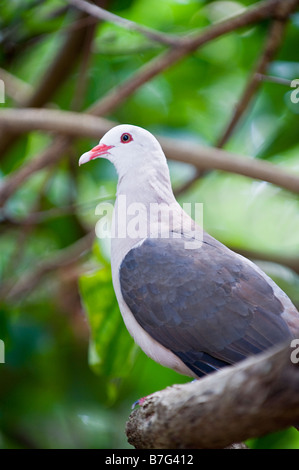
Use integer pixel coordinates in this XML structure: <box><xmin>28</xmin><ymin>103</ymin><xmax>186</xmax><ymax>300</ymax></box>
<box><xmin>110</xmin><ymin>164</ymin><xmax>180</xmax><ymax>268</ymax></box>
<box><xmin>116</xmin><ymin>164</ymin><xmax>176</xmax><ymax>206</ymax></box>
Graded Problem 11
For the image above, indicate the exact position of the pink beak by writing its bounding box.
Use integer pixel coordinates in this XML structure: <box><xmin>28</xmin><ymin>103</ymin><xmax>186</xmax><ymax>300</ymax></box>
<box><xmin>79</xmin><ymin>143</ymin><xmax>114</xmax><ymax>166</ymax></box>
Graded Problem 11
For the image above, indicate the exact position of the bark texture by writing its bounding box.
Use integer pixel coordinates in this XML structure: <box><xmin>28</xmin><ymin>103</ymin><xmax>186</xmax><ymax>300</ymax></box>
<box><xmin>126</xmin><ymin>341</ymin><xmax>299</xmax><ymax>449</ymax></box>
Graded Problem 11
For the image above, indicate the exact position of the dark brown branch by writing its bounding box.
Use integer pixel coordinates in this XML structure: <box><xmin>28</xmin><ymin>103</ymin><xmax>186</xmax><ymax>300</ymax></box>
<box><xmin>126</xmin><ymin>340</ymin><xmax>299</xmax><ymax>449</ymax></box>
<box><xmin>23</xmin><ymin>11</ymin><xmax>97</xmax><ymax>108</ymax></box>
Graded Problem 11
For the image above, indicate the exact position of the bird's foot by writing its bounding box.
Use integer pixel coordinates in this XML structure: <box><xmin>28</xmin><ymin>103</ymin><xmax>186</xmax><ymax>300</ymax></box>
<box><xmin>131</xmin><ymin>395</ymin><xmax>149</xmax><ymax>409</ymax></box>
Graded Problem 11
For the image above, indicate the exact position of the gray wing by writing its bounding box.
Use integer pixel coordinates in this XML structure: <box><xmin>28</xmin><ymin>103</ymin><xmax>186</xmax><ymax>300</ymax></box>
<box><xmin>119</xmin><ymin>233</ymin><xmax>293</xmax><ymax>377</ymax></box>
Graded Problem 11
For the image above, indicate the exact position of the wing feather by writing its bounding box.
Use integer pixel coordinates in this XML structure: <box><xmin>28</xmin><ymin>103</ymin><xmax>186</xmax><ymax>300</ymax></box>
<box><xmin>119</xmin><ymin>233</ymin><xmax>294</xmax><ymax>376</ymax></box>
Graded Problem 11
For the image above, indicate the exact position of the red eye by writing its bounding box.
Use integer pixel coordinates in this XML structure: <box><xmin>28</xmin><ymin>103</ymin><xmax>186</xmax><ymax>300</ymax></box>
<box><xmin>120</xmin><ymin>132</ymin><xmax>133</xmax><ymax>144</ymax></box>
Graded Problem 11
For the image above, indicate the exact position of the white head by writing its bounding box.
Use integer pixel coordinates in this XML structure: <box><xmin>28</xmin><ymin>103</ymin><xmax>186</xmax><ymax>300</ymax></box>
<box><xmin>79</xmin><ymin>124</ymin><xmax>166</xmax><ymax>179</ymax></box>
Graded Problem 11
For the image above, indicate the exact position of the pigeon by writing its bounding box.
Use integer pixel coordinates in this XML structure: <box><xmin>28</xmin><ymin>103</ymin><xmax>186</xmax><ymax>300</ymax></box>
<box><xmin>79</xmin><ymin>124</ymin><xmax>299</xmax><ymax>379</ymax></box>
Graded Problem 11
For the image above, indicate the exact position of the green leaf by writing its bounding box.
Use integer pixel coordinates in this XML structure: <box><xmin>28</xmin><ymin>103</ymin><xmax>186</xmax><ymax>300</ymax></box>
<box><xmin>78</xmin><ymin>265</ymin><xmax>137</xmax><ymax>384</ymax></box>
<box><xmin>257</xmin><ymin>110</ymin><xmax>299</xmax><ymax>159</ymax></box>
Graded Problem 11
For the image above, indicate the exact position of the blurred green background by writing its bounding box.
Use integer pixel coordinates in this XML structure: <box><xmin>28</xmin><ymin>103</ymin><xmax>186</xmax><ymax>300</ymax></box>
<box><xmin>0</xmin><ymin>0</ymin><xmax>299</xmax><ymax>449</ymax></box>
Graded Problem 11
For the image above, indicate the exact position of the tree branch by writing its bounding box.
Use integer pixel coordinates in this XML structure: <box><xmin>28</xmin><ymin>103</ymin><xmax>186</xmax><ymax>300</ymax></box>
<box><xmin>0</xmin><ymin>109</ymin><xmax>299</xmax><ymax>201</ymax></box>
<box><xmin>1</xmin><ymin>231</ymin><xmax>95</xmax><ymax>301</ymax></box>
<box><xmin>22</xmin><ymin>9</ymin><xmax>98</xmax><ymax>109</ymax></box>
<box><xmin>161</xmin><ymin>136</ymin><xmax>299</xmax><ymax>194</ymax></box>
<box><xmin>88</xmin><ymin>0</ymin><xmax>294</xmax><ymax>118</ymax></box>
<box><xmin>1</xmin><ymin>0</ymin><xmax>297</xmax><ymax>205</ymax></box>
<box><xmin>216</xmin><ymin>16</ymin><xmax>290</xmax><ymax>148</ymax></box>
<box><xmin>0</xmin><ymin>6</ymin><xmax>99</xmax><ymax>160</ymax></box>
<box><xmin>66</xmin><ymin>0</ymin><xmax>180</xmax><ymax>46</ymax></box>
<box><xmin>126</xmin><ymin>340</ymin><xmax>299</xmax><ymax>449</ymax></box>
<box><xmin>0</xmin><ymin>136</ymin><xmax>71</xmax><ymax>207</ymax></box>
<box><xmin>0</xmin><ymin>68</ymin><xmax>33</xmax><ymax>105</ymax></box>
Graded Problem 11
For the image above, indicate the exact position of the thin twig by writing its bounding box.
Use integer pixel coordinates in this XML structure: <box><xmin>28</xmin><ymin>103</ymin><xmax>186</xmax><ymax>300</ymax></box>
<box><xmin>23</xmin><ymin>11</ymin><xmax>97</xmax><ymax>109</ymax></box>
<box><xmin>66</xmin><ymin>0</ymin><xmax>180</xmax><ymax>46</ymax></box>
<box><xmin>2</xmin><ymin>231</ymin><xmax>95</xmax><ymax>301</ymax></box>
<box><xmin>88</xmin><ymin>0</ymin><xmax>292</xmax><ymax>118</ymax></box>
<box><xmin>0</xmin><ymin>68</ymin><xmax>33</xmax><ymax>105</ymax></box>
<box><xmin>0</xmin><ymin>8</ymin><xmax>99</xmax><ymax>160</ymax></box>
<box><xmin>174</xmin><ymin>170</ymin><xmax>205</xmax><ymax>197</ymax></box>
<box><xmin>71</xmin><ymin>19</ymin><xmax>97</xmax><ymax>111</ymax></box>
<box><xmin>0</xmin><ymin>136</ymin><xmax>72</xmax><ymax>206</ymax></box>
<box><xmin>216</xmin><ymin>16</ymin><xmax>291</xmax><ymax>148</ymax></box>
<box><xmin>255</xmin><ymin>73</ymin><xmax>293</xmax><ymax>87</ymax></box>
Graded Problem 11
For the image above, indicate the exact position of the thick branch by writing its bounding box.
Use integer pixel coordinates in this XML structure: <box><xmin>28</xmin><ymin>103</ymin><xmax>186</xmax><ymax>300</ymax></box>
<box><xmin>0</xmin><ymin>0</ymin><xmax>297</xmax><ymax>205</ymax></box>
<box><xmin>126</xmin><ymin>341</ymin><xmax>299</xmax><ymax>449</ymax></box>
<box><xmin>161</xmin><ymin>136</ymin><xmax>299</xmax><ymax>194</ymax></box>
<box><xmin>0</xmin><ymin>109</ymin><xmax>299</xmax><ymax>199</ymax></box>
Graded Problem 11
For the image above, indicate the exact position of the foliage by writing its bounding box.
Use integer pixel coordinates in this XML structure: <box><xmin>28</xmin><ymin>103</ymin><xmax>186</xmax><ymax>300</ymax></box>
<box><xmin>0</xmin><ymin>0</ymin><xmax>299</xmax><ymax>449</ymax></box>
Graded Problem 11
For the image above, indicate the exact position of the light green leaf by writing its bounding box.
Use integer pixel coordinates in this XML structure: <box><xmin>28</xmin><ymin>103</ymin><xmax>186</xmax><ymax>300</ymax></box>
<box><xmin>79</xmin><ymin>265</ymin><xmax>137</xmax><ymax>383</ymax></box>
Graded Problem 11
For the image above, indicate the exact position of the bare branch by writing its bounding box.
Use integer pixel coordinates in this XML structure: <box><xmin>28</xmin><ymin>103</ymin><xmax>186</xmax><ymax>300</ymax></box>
<box><xmin>1</xmin><ymin>109</ymin><xmax>299</xmax><ymax>198</ymax></box>
<box><xmin>0</xmin><ymin>108</ymin><xmax>113</xmax><ymax>139</ymax></box>
<box><xmin>1</xmin><ymin>0</ymin><xmax>297</xmax><ymax>205</ymax></box>
<box><xmin>126</xmin><ymin>340</ymin><xmax>299</xmax><ymax>449</ymax></box>
<box><xmin>0</xmin><ymin>68</ymin><xmax>33</xmax><ymax>105</ymax></box>
<box><xmin>0</xmin><ymin>136</ymin><xmax>71</xmax><ymax>206</ymax></box>
<box><xmin>66</xmin><ymin>0</ymin><xmax>180</xmax><ymax>46</ymax></box>
<box><xmin>23</xmin><ymin>11</ymin><xmax>97</xmax><ymax>109</ymax></box>
<box><xmin>2</xmin><ymin>231</ymin><xmax>95</xmax><ymax>301</ymax></box>
<box><xmin>89</xmin><ymin>0</ymin><xmax>295</xmax><ymax>118</ymax></box>
<box><xmin>216</xmin><ymin>17</ymin><xmax>290</xmax><ymax>148</ymax></box>
<box><xmin>0</xmin><ymin>8</ymin><xmax>98</xmax><ymax>160</ymax></box>
<box><xmin>160</xmin><ymin>136</ymin><xmax>299</xmax><ymax>195</ymax></box>
<box><xmin>255</xmin><ymin>73</ymin><xmax>293</xmax><ymax>87</ymax></box>
<box><xmin>174</xmin><ymin>170</ymin><xmax>205</xmax><ymax>198</ymax></box>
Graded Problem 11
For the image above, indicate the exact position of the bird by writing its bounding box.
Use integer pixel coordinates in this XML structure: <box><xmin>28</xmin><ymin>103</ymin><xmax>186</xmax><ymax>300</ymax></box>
<box><xmin>79</xmin><ymin>124</ymin><xmax>299</xmax><ymax>379</ymax></box>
